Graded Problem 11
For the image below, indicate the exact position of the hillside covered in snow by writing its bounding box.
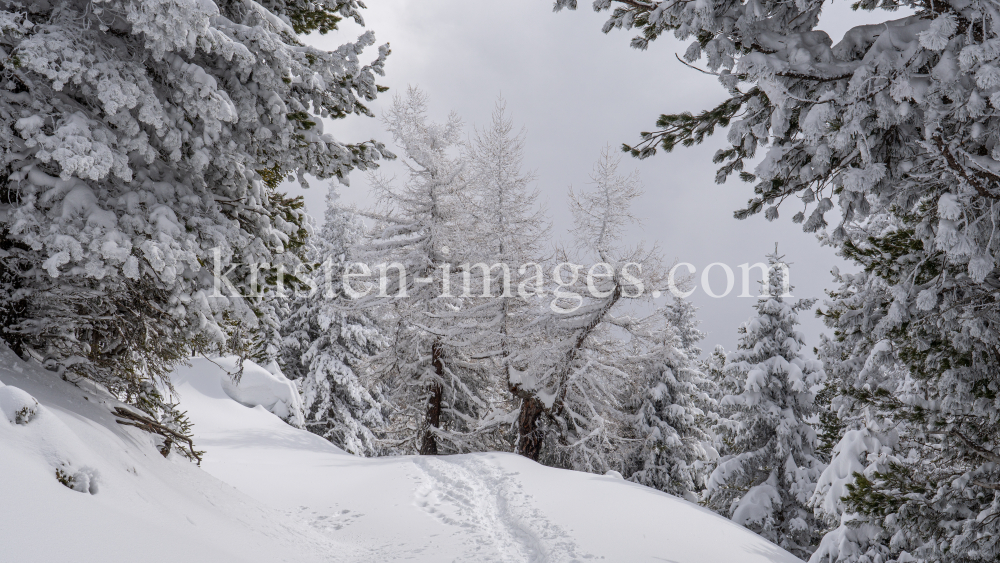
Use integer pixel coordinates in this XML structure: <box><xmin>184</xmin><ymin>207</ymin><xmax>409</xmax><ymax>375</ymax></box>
<box><xmin>0</xmin><ymin>348</ymin><xmax>802</xmax><ymax>562</ymax></box>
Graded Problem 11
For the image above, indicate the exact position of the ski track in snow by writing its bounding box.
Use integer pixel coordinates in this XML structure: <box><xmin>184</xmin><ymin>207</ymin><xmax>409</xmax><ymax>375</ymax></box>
<box><xmin>412</xmin><ymin>456</ymin><xmax>590</xmax><ymax>562</ymax></box>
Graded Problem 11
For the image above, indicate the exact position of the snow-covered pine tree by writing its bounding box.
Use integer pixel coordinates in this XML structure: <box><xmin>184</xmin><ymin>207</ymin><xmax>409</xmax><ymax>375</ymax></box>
<box><xmin>559</xmin><ymin>2</ymin><xmax>1000</xmax><ymax>559</ymax></box>
<box><xmin>705</xmin><ymin>254</ymin><xmax>825</xmax><ymax>559</ymax></box>
<box><xmin>702</xmin><ymin>344</ymin><xmax>734</xmax><ymax>403</ymax></box>
<box><xmin>280</xmin><ymin>190</ymin><xmax>387</xmax><ymax>456</ymax></box>
<box><xmin>662</xmin><ymin>296</ymin><xmax>723</xmax><ymax>492</ymax></box>
<box><xmin>807</xmin><ymin>213</ymin><xmax>965</xmax><ymax>563</ymax></box>
<box><xmin>462</xmin><ymin>97</ymin><xmax>551</xmax><ymax>449</ymax></box>
<box><xmin>252</xmin><ymin>191</ymin><xmax>312</xmax><ymax>370</ymax></box>
<box><xmin>809</xmin><ymin>353</ymin><xmax>904</xmax><ymax>563</ymax></box>
<box><xmin>694</xmin><ymin>343</ymin><xmax>730</xmax><ymax>489</ymax></box>
<box><xmin>512</xmin><ymin>148</ymin><xmax>663</xmax><ymax>472</ymax></box>
<box><xmin>624</xmin><ymin>308</ymin><xmax>710</xmax><ymax>499</ymax></box>
<box><xmin>664</xmin><ymin>297</ymin><xmax>705</xmax><ymax>360</ymax></box>
<box><xmin>664</xmin><ymin>297</ymin><xmax>720</xmax><ymax>436</ymax></box>
<box><xmin>0</xmin><ymin>0</ymin><xmax>390</xmax><ymax>407</ymax></box>
<box><xmin>359</xmin><ymin>88</ymin><xmax>493</xmax><ymax>455</ymax></box>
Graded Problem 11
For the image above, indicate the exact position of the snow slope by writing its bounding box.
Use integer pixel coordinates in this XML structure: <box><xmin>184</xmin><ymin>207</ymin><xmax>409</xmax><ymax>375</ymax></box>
<box><xmin>0</xmin><ymin>347</ymin><xmax>338</xmax><ymax>563</ymax></box>
<box><xmin>174</xmin><ymin>358</ymin><xmax>803</xmax><ymax>562</ymax></box>
<box><xmin>1</xmin><ymin>348</ymin><xmax>803</xmax><ymax>562</ymax></box>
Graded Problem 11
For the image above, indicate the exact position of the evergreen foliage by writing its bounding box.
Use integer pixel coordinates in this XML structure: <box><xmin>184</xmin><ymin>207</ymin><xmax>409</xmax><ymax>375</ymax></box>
<box><xmin>625</xmin><ymin>307</ymin><xmax>711</xmax><ymax>499</ymax></box>
<box><xmin>0</xmin><ymin>0</ymin><xmax>390</xmax><ymax>404</ymax></box>
<box><xmin>558</xmin><ymin>0</ymin><xmax>1000</xmax><ymax>558</ymax></box>
<box><xmin>280</xmin><ymin>191</ymin><xmax>387</xmax><ymax>456</ymax></box>
<box><xmin>705</xmin><ymin>255</ymin><xmax>825</xmax><ymax>559</ymax></box>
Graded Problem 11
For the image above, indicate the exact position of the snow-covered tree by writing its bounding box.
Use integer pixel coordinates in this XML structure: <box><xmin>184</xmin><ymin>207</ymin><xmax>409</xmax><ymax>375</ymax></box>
<box><xmin>558</xmin><ymin>2</ymin><xmax>1000</xmax><ymax>559</ymax></box>
<box><xmin>705</xmin><ymin>254</ymin><xmax>825</xmax><ymax>559</ymax></box>
<box><xmin>662</xmin><ymin>297</ymin><xmax>723</xmax><ymax>490</ymax></box>
<box><xmin>0</xmin><ymin>0</ymin><xmax>390</xmax><ymax>406</ymax></box>
<box><xmin>462</xmin><ymin>98</ymin><xmax>551</xmax><ymax>450</ymax></box>
<box><xmin>359</xmin><ymin>88</ymin><xmax>493</xmax><ymax>455</ymax></box>
<box><xmin>693</xmin><ymin>343</ymin><xmax>730</xmax><ymax>489</ymax></box>
<box><xmin>625</xmin><ymin>309</ymin><xmax>710</xmax><ymax>499</ymax></box>
<box><xmin>512</xmin><ymin>148</ymin><xmax>663</xmax><ymax>472</ymax></box>
<box><xmin>466</xmin><ymin>98</ymin><xmax>549</xmax><ymax>271</ymax></box>
<box><xmin>252</xmin><ymin>192</ymin><xmax>312</xmax><ymax>369</ymax></box>
<box><xmin>280</xmin><ymin>190</ymin><xmax>386</xmax><ymax>456</ymax></box>
<box><xmin>702</xmin><ymin>344</ymin><xmax>734</xmax><ymax>404</ymax></box>
<box><xmin>809</xmin><ymin>383</ymin><xmax>902</xmax><ymax>563</ymax></box>
<box><xmin>806</xmin><ymin>220</ymin><xmax>983</xmax><ymax>563</ymax></box>
<box><xmin>664</xmin><ymin>297</ymin><xmax>705</xmax><ymax>360</ymax></box>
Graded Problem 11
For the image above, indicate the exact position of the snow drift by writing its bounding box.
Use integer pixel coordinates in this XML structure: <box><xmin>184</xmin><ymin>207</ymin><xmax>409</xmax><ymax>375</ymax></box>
<box><xmin>216</xmin><ymin>357</ymin><xmax>305</xmax><ymax>427</ymax></box>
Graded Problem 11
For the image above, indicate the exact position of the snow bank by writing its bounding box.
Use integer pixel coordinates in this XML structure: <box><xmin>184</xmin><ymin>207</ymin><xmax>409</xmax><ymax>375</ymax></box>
<box><xmin>0</xmin><ymin>384</ymin><xmax>40</xmax><ymax>424</ymax></box>
<box><xmin>213</xmin><ymin>357</ymin><xmax>305</xmax><ymax>428</ymax></box>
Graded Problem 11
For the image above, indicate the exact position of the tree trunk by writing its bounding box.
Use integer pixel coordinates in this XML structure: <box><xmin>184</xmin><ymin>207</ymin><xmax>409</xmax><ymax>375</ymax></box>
<box><xmin>419</xmin><ymin>341</ymin><xmax>444</xmax><ymax>455</ymax></box>
<box><xmin>516</xmin><ymin>396</ymin><xmax>545</xmax><ymax>461</ymax></box>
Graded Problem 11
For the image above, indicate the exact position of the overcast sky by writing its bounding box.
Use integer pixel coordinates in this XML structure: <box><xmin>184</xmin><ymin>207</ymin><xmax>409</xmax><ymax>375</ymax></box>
<box><xmin>287</xmin><ymin>1</ymin><xmax>893</xmax><ymax>355</ymax></box>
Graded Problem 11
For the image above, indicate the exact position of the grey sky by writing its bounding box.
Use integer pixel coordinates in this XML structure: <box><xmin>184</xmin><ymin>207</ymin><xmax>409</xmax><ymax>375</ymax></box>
<box><xmin>287</xmin><ymin>1</ymin><xmax>892</xmax><ymax>354</ymax></box>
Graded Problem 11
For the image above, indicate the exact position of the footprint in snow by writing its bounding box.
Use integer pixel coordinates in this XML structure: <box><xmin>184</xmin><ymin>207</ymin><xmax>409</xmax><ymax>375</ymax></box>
<box><xmin>412</xmin><ymin>456</ymin><xmax>588</xmax><ymax>563</ymax></box>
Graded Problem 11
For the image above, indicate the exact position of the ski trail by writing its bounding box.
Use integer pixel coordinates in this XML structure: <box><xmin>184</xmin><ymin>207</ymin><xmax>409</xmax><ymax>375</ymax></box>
<box><xmin>413</xmin><ymin>456</ymin><xmax>586</xmax><ymax>562</ymax></box>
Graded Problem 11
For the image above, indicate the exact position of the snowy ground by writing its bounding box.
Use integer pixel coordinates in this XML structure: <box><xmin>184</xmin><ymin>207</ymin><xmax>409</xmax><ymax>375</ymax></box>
<box><xmin>1</xmin><ymin>349</ymin><xmax>803</xmax><ymax>562</ymax></box>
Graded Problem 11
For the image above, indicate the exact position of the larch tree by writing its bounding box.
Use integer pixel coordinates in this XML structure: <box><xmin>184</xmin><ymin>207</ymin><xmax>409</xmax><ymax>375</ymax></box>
<box><xmin>512</xmin><ymin>147</ymin><xmax>663</xmax><ymax>472</ymax></box>
<box><xmin>462</xmin><ymin>97</ymin><xmax>551</xmax><ymax>450</ymax></box>
<box><xmin>0</xmin><ymin>0</ymin><xmax>389</xmax><ymax>434</ymax></box>
<box><xmin>358</xmin><ymin>88</ymin><xmax>492</xmax><ymax>455</ymax></box>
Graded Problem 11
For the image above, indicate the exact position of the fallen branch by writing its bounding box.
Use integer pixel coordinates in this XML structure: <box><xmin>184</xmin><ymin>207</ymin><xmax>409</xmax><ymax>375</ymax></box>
<box><xmin>113</xmin><ymin>406</ymin><xmax>203</xmax><ymax>465</ymax></box>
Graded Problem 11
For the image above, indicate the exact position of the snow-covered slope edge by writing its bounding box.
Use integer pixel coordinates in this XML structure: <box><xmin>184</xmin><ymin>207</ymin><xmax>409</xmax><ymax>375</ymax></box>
<box><xmin>172</xmin><ymin>358</ymin><xmax>805</xmax><ymax>563</ymax></box>
<box><xmin>0</xmin><ymin>347</ymin><xmax>338</xmax><ymax>563</ymax></box>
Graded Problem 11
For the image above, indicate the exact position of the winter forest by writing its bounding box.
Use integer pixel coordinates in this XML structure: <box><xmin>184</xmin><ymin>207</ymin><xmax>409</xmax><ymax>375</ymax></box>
<box><xmin>3</xmin><ymin>0</ymin><xmax>1000</xmax><ymax>562</ymax></box>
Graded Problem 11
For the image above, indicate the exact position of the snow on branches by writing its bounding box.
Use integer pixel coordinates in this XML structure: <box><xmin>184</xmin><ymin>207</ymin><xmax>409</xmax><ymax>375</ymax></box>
<box><xmin>0</xmin><ymin>0</ymin><xmax>389</xmax><ymax>396</ymax></box>
<box><xmin>558</xmin><ymin>0</ymin><xmax>1000</xmax><ymax>559</ymax></box>
<box><xmin>705</xmin><ymin>254</ymin><xmax>825</xmax><ymax>559</ymax></box>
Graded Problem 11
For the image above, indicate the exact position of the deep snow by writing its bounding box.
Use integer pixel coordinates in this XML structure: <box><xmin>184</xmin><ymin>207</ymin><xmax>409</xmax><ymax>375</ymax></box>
<box><xmin>1</xmin><ymin>349</ymin><xmax>803</xmax><ymax>562</ymax></box>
